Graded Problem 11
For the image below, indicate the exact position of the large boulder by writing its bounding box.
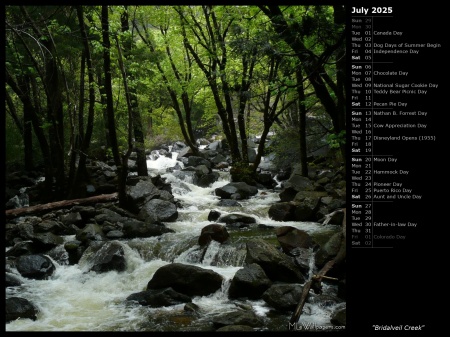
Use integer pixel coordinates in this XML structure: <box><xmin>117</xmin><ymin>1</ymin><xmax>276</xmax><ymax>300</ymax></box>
<box><xmin>292</xmin><ymin>191</ymin><xmax>324</xmax><ymax>221</ymax></box>
<box><xmin>125</xmin><ymin>177</ymin><xmax>162</xmax><ymax>213</ymax></box>
<box><xmin>245</xmin><ymin>239</ymin><xmax>305</xmax><ymax>283</ymax></box>
<box><xmin>59</xmin><ymin>212</ymin><xmax>83</xmax><ymax>227</ymax></box>
<box><xmin>147</xmin><ymin>263</ymin><xmax>223</xmax><ymax>297</ymax></box>
<box><xmin>215</xmin><ymin>182</ymin><xmax>258</xmax><ymax>200</ymax></box>
<box><xmin>76</xmin><ymin>223</ymin><xmax>106</xmax><ymax>243</ymax></box>
<box><xmin>198</xmin><ymin>224</ymin><xmax>230</xmax><ymax>246</ymax></box>
<box><xmin>6</xmin><ymin>272</ymin><xmax>23</xmax><ymax>287</ymax></box>
<box><xmin>262</xmin><ymin>283</ymin><xmax>305</xmax><ymax>311</ymax></box>
<box><xmin>121</xmin><ymin>218</ymin><xmax>174</xmax><ymax>238</ymax></box>
<box><xmin>5</xmin><ymin>241</ymin><xmax>37</xmax><ymax>257</ymax></box>
<box><xmin>30</xmin><ymin>232</ymin><xmax>65</xmax><ymax>252</ymax></box>
<box><xmin>228</xmin><ymin>263</ymin><xmax>272</xmax><ymax>299</ymax></box>
<box><xmin>94</xmin><ymin>208</ymin><xmax>127</xmax><ymax>224</ymax></box>
<box><xmin>275</xmin><ymin>226</ymin><xmax>316</xmax><ymax>254</ymax></box>
<box><xmin>126</xmin><ymin>287</ymin><xmax>192</xmax><ymax>307</ymax></box>
<box><xmin>218</xmin><ymin>213</ymin><xmax>257</xmax><ymax>228</ymax></box>
<box><xmin>315</xmin><ymin>232</ymin><xmax>344</xmax><ymax>269</ymax></box>
<box><xmin>187</xmin><ymin>156</ymin><xmax>211</xmax><ymax>168</ymax></box>
<box><xmin>268</xmin><ymin>202</ymin><xmax>296</xmax><ymax>221</ymax></box>
<box><xmin>9</xmin><ymin>221</ymin><xmax>64</xmax><ymax>253</ymax></box>
<box><xmin>279</xmin><ymin>168</ymin><xmax>315</xmax><ymax>202</ymax></box>
<box><xmin>138</xmin><ymin>199</ymin><xmax>178</xmax><ymax>223</ymax></box>
<box><xmin>5</xmin><ymin>297</ymin><xmax>38</xmax><ymax>323</ymax></box>
<box><xmin>212</xmin><ymin>310</ymin><xmax>263</xmax><ymax>329</ymax></box>
<box><xmin>197</xmin><ymin>172</ymin><xmax>220</xmax><ymax>187</ymax></box>
<box><xmin>217</xmin><ymin>199</ymin><xmax>242</xmax><ymax>207</ymax></box>
<box><xmin>15</xmin><ymin>254</ymin><xmax>56</xmax><ymax>280</ymax></box>
<box><xmin>81</xmin><ymin>241</ymin><xmax>127</xmax><ymax>273</ymax></box>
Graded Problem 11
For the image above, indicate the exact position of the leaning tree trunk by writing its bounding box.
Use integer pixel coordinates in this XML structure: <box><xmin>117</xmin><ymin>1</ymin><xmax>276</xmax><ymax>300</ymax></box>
<box><xmin>5</xmin><ymin>193</ymin><xmax>118</xmax><ymax>219</ymax></box>
<box><xmin>290</xmin><ymin>209</ymin><xmax>346</xmax><ymax>325</ymax></box>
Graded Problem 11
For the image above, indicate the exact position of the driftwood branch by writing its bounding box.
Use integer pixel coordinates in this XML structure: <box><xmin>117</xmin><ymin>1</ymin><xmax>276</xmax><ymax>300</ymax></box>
<box><xmin>290</xmin><ymin>208</ymin><xmax>346</xmax><ymax>325</ymax></box>
<box><xmin>5</xmin><ymin>193</ymin><xmax>118</xmax><ymax>219</ymax></box>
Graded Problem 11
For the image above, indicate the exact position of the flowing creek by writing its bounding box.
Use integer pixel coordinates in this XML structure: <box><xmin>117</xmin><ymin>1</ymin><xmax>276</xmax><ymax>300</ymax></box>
<box><xmin>6</xmin><ymin>153</ymin><xmax>344</xmax><ymax>331</ymax></box>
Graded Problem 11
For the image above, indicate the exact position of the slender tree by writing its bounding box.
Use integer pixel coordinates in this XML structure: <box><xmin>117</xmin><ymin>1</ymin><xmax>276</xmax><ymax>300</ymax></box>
<box><xmin>101</xmin><ymin>5</ymin><xmax>121</xmax><ymax>167</ymax></box>
<box><xmin>101</xmin><ymin>5</ymin><xmax>129</xmax><ymax>206</ymax></box>
<box><xmin>67</xmin><ymin>6</ymin><xmax>98</xmax><ymax>198</ymax></box>
<box><xmin>120</xmin><ymin>6</ymin><xmax>148</xmax><ymax>176</ymax></box>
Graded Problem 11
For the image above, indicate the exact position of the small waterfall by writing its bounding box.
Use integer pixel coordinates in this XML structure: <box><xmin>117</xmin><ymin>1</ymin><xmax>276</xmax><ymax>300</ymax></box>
<box><xmin>208</xmin><ymin>242</ymin><xmax>246</xmax><ymax>267</ymax></box>
<box><xmin>172</xmin><ymin>240</ymin><xmax>247</xmax><ymax>267</ymax></box>
<box><xmin>307</xmin><ymin>247</ymin><xmax>317</xmax><ymax>280</ymax></box>
<box><xmin>201</xmin><ymin>240</ymin><xmax>221</xmax><ymax>266</ymax></box>
<box><xmin>146</xmin><ymin>151</ymin><xmax>183</xmax><ymax>172</ymax></box>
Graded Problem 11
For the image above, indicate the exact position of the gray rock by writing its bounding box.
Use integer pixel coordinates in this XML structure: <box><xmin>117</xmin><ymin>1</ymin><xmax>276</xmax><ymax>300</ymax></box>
<box><xmin>85</xmin><ymin>241</ymin><xmax>127</xmax><ymax>273</ymax></box>
<box><xmin>228</xmin><ymin>263</ymin><xmax>272</xmax><ymax>299</ymax></box>
<box><xmin>215</xmin><ymin>182</ymin><xmax>258</xmax><ymax>200</ymax></box>
<box><xmin>6</xmin><ymin>297</ymin><xmax>38</xmax><ymax>323</ymax></box>
<box><xmin>138</xmin><ymin>199</ymin><xmax>178</xmax><ymax>223</ymax></box>
<box><xmin>126</xmin><ymin>287</ymin><xmax>192</xmax><ymax>307</ymax></box>
<box><xmin>147</xmin><ymin>263</ymin><xmax>223</xmax><ymax>297</ymax></box>
<box><xmin>198</xmin><ymin>224</ymin><xmax>229</xmax><ymax>246</ymax></box>
<box><xmin>15</xmin><ymin>254</ymin><xmax>55</xmax><ymax>280</ymax></box>
<box><xmin>262</xmin><ymin>283</ymin><xmax>304</xmax><ymax>311</ymax></box>
<box><xmin>212</xmin><ymin>310</ymin><xmax>263</xmax><ymax>328</ymax></box>
<box><xmin>245</xmin><ymin>239</ymin><xmax>305</xmax><ymax>283</ymax></box>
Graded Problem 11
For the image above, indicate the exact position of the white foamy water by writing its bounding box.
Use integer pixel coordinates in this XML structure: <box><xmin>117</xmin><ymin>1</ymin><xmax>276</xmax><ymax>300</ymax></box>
<box><xmin>6</xmin><ymin>153</ymin><xmax>343</xmax><ymax>331</ymax></box>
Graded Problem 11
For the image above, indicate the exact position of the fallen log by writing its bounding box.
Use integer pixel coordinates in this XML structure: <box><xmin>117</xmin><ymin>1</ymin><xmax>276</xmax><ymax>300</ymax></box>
<box><xmin>5</xmin><ymin>193</ymin><xmax>118</xmax><ymax>219</ymax></box>
<box><xmin>289</xmin><ymin>208</ymin><xmax>346</xmax><ymax>326</ymax></box>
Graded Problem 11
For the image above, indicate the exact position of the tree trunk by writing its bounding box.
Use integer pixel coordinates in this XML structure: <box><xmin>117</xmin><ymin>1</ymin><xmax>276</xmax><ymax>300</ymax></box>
<box><xmin>290</xmin><ymin>209</ymin><xmax>346</xmax><ymax>325</ymax></box>
<box><xmin>5</xmin><ymin>193</ymin><xmax>118</xmax><ymax>219</ymax></box>
<box><xmin>102</xmin><ymin>5</ymin><xmax>121</xmax><ymax>167</ymax></box>
<box><xmin>96</xmin><ymin>70</ymin><xmax>111</xmax><ymax>150</ymax></box>
<box><xmin>67</xmin><ymin>50</ymin><xmax>85</xmax><ymax>197</ymax></box>
<box><xmin>115</xmin><ymin>32</ymin><xmax>135</xmax><ymax>207</ymax></box>
<box><xmin>68</xmin><ymin>6</ymin><xmax>99</xmax><ymax>198</ymax></box>
<box><xmin>296</xmin><ymin>66</ymin><xmax>308</xmax><ymax>177</ymax></box>
<box><xmin>121</xmin><ymin>7</ymin><xmax>148</xmax><ymax>176</ymax></box>
<box><xmin>43</xmin><ymin>37</ymin><xmax>65</xmax><ymax>200</ymax></box>
<box><xmin>333</xmin><ymin>4</ymin><xmax>347</xmax><ymax>170</ymax></box>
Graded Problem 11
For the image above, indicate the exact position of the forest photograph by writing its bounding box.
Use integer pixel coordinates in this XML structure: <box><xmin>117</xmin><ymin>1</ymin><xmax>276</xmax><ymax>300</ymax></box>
<box><xmin>5</xmin><ymin>5</ymin><xmax>346</xmax><ymax>332</ymax></box>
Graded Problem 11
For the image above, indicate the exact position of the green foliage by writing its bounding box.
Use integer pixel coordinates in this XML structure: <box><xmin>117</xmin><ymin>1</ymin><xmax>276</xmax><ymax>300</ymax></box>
<box><xmin>265</xmin><ymin>125</ymin><xmax>301</xmax><ymax>172</ymax></box>
<box><xmin>326</xmin><ymin>130</ymin><xmax>346</xmax><ymax>149</ymax></box>
<box><xmin>4</xmin><ymin>5</ymin><xmax>343</xmax><ymax>179</ymax></box>
<box><xmin>146</xmin><ymin>108</ymin><xmax>184</xmax><ymax>150</ymax></box>
<box><xmin>5</xmin><ymin>114</ymin><xmax>24</xmax><ymax>167</ymax></box>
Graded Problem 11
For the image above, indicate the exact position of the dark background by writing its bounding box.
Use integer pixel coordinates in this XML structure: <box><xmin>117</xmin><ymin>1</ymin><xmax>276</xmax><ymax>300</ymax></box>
<box><xmin>346</xmin><ymin>2</ymin><xmax>445</xmax><ymax>334</ymax></box>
